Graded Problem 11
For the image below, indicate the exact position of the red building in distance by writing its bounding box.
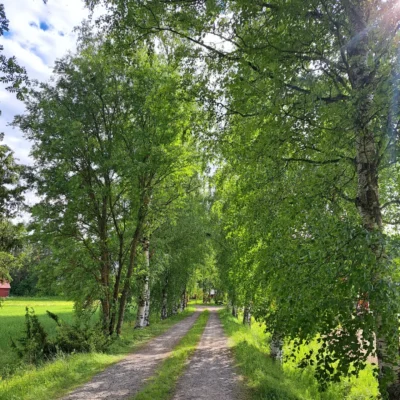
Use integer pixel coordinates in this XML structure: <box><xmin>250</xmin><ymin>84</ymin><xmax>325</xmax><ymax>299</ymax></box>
<box><xmin>0</xmin><ymin>282</ymin><xmax>11</xmax><ymax>297</ymax></box>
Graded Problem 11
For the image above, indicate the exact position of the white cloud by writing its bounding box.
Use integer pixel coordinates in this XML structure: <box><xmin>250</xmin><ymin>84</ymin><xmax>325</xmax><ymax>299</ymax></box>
<box><xmin>0</xmin><ymin>0</ymin><xmax>104</xmax><ymax>219</ymax></box>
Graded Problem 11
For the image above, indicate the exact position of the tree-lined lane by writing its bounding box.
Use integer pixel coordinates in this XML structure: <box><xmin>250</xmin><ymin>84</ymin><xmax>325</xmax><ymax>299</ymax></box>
<box><xmin>172</xmin><ymin>308</ymin><xmax>244</xmax><ymax>400</ymax></box>
<box><xmin>62</xmin><ymin>311</ymin><xmax>201</xmax><ymax>400</ymax></box>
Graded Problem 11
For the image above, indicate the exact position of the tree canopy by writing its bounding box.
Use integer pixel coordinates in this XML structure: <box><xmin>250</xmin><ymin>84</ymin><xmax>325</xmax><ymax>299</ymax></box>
<box><xmin>5</xmin><ymin>1</ymin><xmax>400</xmax><ymax>398</ymax></box>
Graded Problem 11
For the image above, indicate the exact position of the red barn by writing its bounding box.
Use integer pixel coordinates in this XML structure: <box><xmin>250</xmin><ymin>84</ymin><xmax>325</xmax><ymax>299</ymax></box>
<box><xmin>0</xmin><ymin>282</ymin><xmax>10</xmax><ymax>297</ymax></box>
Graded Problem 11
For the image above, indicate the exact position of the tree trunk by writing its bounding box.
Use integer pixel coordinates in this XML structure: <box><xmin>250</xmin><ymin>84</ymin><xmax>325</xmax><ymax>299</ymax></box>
<box><xmin>243</xmin><ymin>305</ymin><xmax>251</xmax><ymax>326</ymax></box>
<box><xmin>135</xmin><ymin>274</ymin><xmax>149</xmax><ymax>329</ymax></box>
<box><xmin>180</xmin><ymin>289</ymin><xmax>186</xmax><ymax>312</ymax></box>
<box><xmin>99</xmin><ymin>202</ymin><xmax>111</xmax><ymax>334</ymax></box>
<box><xmin>136</xmin><ymin>237</ymin><xmax>150</xmax><ymax>329</ymax></box>
<box><xmin>109</xmin><ymin>246</ymin><xmax>123</xmax><ymax>335</ymax></box>
<box><xmin>144</xmin><ymin>283</ymin><xmax>150</xmax><ymax>327</ymax></box>
<box><xmin>100</xmin><ymin>297</ymin><xmax>110</xmax><ymax>332</ymax></box>
<box><xmin>185</xmin><ymin>291</ymin><xmax>188</xmax><ymax>308</ymax></box>
<box><xmin>232</xmin><ymin>304</ymin><xmax>238</xmax><ymax>318</ymax></box>
<box><xmin>143</xmin><ymin>237</ymin><xmax>151</xmax><ymax>327</ymax></box>
<box><xmin>161</xmin><ymin>287</ymin><xmax>168</xmax><ymax>320</ymax></box>
<box><xmin>115</xmin><ymin>223</ymin><xmax>142</xmax><ymax>334</ymax></box>
<box><xmin>346</xmin><ymin>3</ymin><xmax>400</xmax><ymax>396</ymax></box>
<box><xmin>116</xmin><ymin>189</ymin><xmax>150</xmax><ymax>335</ymax></box>
<box><xmin>270</xmin><ymin>333</ymin><xmax>283</xmax><ymax>363</ymax></box>
<box><xmin>202</xmin><ymin>290</ymin><xmax>208</xmax><ymax>304</ymax></box>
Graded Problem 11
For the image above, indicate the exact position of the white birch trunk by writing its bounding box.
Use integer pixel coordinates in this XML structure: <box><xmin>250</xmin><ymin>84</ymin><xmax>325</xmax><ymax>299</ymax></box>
<box><xmin>143</xmin><ymin>238</ymin><xmax>150</xmax><ymax>327</ymax></box>
<box><xmin>135</xmin><ymin>237</ymin><xmax>150</xmax><ymax>329</ymax></box>
<box><xmin>180</xmin><ymin>290</ymin><xmax>186</xmax><ymax>312</ymax></box>
<box><xmin>135</xmin><ymin>274</ymin><xmax>149</xmax><ymax>328</ymax></box>
<box><xmin>232</xmin><ymin>304</ymin><xmax>238</xmax><ymax>318</ymax></box>
<box><xmin>179</xmin><ymin>298</ymin><xmax>184</xmax><ymax>312</ymax></box>
<box><xmin>270</xmin><ymin>333</ymin><xmax>283</xmax><ymax>363</ymax></box>
<box><xmin>345</xmin><ymin>3</ymin><xmax>400</xmax><ymax>396</ymax></box>
<box><xmin>144</xmin><ymin>285</ymin><xmax>150</xmax><ymax>327</ymax></box>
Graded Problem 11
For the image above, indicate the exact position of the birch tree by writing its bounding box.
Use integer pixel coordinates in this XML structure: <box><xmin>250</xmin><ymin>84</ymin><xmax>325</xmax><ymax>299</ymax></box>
<box><xmin>150</xmin><ymin>188</ymin><xmax>211</xmax><ymax>319</ymax></box>
<box><xmin>85</xmin><ymin>0</ymin><xmax>400</xmax><ymax>395</ymax></box>
<box><xmin>16</xmin><ymin>34</ymin><xmax>201</xmax><ymax>335</ymax></box>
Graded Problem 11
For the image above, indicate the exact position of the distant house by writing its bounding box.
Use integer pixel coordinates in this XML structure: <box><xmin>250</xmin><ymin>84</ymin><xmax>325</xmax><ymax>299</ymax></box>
<box><xmin>0</xmin><ymin>282</ymin><xmax>10</xmax><ymax>298</ymax></box>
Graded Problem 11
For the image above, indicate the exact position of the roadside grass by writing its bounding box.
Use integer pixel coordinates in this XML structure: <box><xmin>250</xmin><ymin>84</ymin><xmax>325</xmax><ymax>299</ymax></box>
<box><xmin>133</xmin><ymin>310</ymin><xmax>209</xmax><ymax>400</ymax></box>
<box><xmin>0</xmin><ymin>299</ymin><xmax>196</xmax><ymax>400</ymax></box>
<box><xmin>219</xmin><ymin>309</ymin><xmax>379</xmax><ymax>400</ymax></box>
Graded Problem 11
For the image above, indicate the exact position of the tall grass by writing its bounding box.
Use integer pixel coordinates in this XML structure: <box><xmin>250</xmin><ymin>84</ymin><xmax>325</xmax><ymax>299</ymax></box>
<box><xmin>219</xmin><ymin>309</ymin><xmax>379</xmax><ymax>400</ymax></box>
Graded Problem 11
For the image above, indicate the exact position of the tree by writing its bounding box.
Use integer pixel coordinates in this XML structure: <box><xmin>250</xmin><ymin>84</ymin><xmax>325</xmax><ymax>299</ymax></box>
<box><xmin>84</xmin><ymin>1</ymin><xmax>400</xmax><ymax>396</ymax></box>
<box><xmin>16</xmin><ymin>32</ymin><xmax>202</xmax><ymax>334</ymax></box>
<box><xmin>0</xmin><ymin>4</ymin><xmax>28</xmax><ymax>103</ymax></box>
<box><xmin>149</xmin><ymin>184</ymin><xmax>212</xmax><ymax>319</ymax></box>
<box><xmin>0</xmin><ymin>129</ymin><xmax>25</xmax><ymax>285</ymax></box>
<box><xmin>0</xmin><ymin>3</ymin><xmax>28</xmax><ymax>285</ymax></box>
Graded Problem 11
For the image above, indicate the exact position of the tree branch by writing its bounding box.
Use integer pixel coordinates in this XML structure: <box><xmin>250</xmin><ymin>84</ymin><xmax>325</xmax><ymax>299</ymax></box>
<box><xmin>381</xmin><ymin>200</ymin><xmax>400</xmax><ymax>210</ymax></box>
<box><xmin>282</xmin><ymin>157</ymin><xmax>342</xmax><ymax>165</ymax></box>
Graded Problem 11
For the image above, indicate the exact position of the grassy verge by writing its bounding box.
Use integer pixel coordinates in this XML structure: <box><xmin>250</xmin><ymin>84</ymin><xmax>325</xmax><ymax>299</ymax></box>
<box><xmin>0</xmin><ymin>307</ymin><xmax>196</xmax><ymax>400</ymax></box>
<box><xmin>219</xmin><ymin>309</ymin><xmax>379</xmax><ymax>400</ymax></box>
<box><xmin>133</xmin><ymin>310</ymin><xmax>209</xmax><ymax>400</ymax></box>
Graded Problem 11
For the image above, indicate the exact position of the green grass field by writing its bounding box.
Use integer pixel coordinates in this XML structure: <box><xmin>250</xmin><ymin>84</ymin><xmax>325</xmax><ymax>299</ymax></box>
<box><xmin>0</xmin><ymin>297</ymin><xmax>196</xmax><ymax>400</ymax></box>
<box><xmin>0</xmin><ymin>297</ymin><xmax>75</xmax><ymax>378</ymax></box>
<box><xmin>219</xmin><ymin>309</ymin><xmax>379</xmax><ymax>400</ymax></box>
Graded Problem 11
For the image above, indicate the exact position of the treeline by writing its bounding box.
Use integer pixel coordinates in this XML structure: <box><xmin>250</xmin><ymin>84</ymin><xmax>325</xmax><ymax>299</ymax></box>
<box><xmin>17</xmin><ymin>42</ymin><xmax>215</xmax><ymax>334</ymax></box>
<box><xmin>1</xmin><ymin>19</ymin><xmax>215</xmax><ymax>341</ymax></box>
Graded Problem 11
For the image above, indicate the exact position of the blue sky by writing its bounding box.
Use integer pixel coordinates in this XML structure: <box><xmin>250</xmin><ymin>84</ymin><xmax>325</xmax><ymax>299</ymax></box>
<box><xmin>0</xmin><ymin>0</ymin><xmax>103</xmax><ymax>212</ymax></box>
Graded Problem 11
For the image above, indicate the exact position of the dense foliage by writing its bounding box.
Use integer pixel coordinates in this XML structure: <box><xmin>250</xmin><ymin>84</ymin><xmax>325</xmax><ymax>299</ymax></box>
<box><xmin>83</xmin><ymin>1</ymin><xmax>400</xmax><ymax>398</ymax></box>
<box><xmin>4</xmin><ymin>0</ymin><xmax>400</xmax><ymax>398</ymax></box>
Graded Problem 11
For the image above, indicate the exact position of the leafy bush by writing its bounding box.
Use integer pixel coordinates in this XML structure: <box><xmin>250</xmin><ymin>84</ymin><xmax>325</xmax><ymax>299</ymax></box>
<box><xmin>12</xmin><ymin>307</ymin><xmax>112</xmax><ymax>365</ymax></box>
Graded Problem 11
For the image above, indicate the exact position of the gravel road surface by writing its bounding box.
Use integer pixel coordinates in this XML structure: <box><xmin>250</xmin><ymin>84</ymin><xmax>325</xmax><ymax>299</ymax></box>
<box><xmin>61</xmin><ymin>311</ymin><xmax>201</xmax><ymax>400</ymax></box>
<box><xmin>172</xmin><ymin>308</ymin><xmax>244</xmax><ymax>400</ymax></box>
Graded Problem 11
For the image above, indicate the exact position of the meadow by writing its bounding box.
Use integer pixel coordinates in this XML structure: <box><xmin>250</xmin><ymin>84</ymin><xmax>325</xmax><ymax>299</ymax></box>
<box><xmin>0</xmin><ymin>298</ymin><xmax>75</xmax><ymax>378</ymax></box>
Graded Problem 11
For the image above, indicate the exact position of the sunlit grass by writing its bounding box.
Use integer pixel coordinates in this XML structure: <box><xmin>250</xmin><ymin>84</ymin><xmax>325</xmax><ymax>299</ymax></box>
<box><xmin>219</xmin><ymin>309</ymin><xmax>379</xmax><ymax>400</ymax></box>
<box><xmin>187</xmin><ymin>298</ymin><xmax>204</xmax><ymax>305</ymax></box>
<box><xmin>0</xmin><ymin>297</ymin><xmax>74</xmax><ymax>317</ymax></box>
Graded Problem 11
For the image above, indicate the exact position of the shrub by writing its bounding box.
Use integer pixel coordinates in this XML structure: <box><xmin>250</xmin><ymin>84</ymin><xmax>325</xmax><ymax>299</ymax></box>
<box><xmin>12</xmin><ymin>307</ymin><xmax>112</xmax><ymax>365</ymax></box>
<box><xmin>48</xmin><ymin>310</ymin><xmax>112</xmax><ymax>353</ymax></box>
<box><xmin>11</xmin><ymin>307</ymin><xmax>56</xmax><ymax>364</ymax></box>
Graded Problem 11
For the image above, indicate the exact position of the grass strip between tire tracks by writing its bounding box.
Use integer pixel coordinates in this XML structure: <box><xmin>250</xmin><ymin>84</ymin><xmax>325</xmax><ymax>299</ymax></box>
<box><xmin>132</xmin><ymin>310</ymin><xmax>209</xmax><ymax>400</ymax></box>
<box><xmin>0</xmin><ymin>308</ymin><xmax>196</xmax><ymax>400</ymax></box>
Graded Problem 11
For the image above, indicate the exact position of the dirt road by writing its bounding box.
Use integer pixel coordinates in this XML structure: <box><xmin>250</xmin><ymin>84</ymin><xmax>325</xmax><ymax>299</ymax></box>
<box><xmin>172</xmin><ymin>308</ymin><xmax>244</xmax><ymax>400</ymax></box>
<box><xmin>61</xmin><ymin>311</ymin><xmax>201</xmax><ymax>400</ymax></box>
